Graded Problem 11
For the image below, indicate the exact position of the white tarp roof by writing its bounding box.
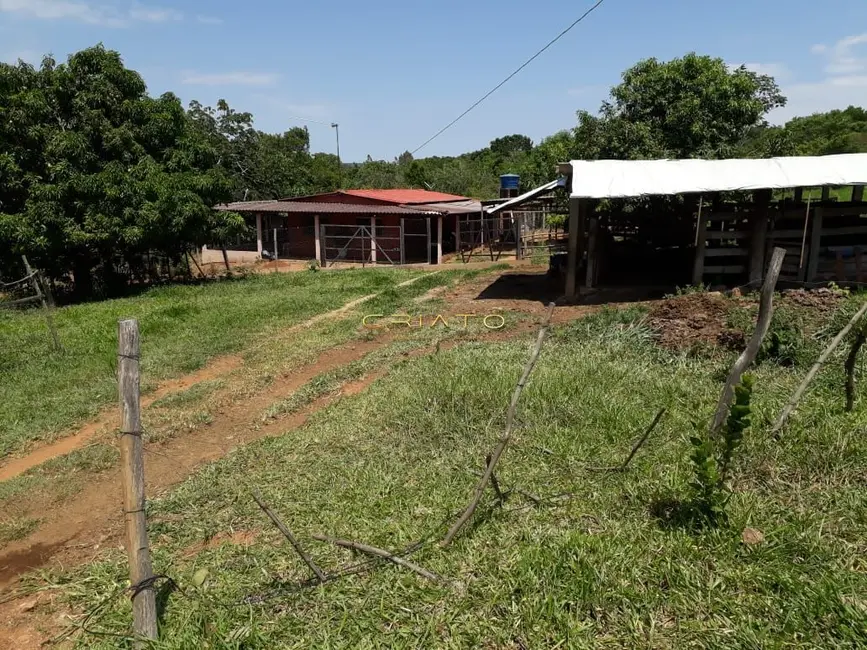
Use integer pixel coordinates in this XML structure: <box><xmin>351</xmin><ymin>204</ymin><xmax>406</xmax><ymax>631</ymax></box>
<box><xmin>486</xmin><ymin>178</ymin><xmax>565</xmax><ymax>214</ymax></box>
<box><xmin>569</xmin><ymin>153</ymin><xmax>867</xmax><ymax>199</ymax></box>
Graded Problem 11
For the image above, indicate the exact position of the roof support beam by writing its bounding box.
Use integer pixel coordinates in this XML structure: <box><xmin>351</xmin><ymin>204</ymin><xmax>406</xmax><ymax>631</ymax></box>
<box><xmin>565</xmin><ymin>196</ymin><xmax>586</xmax><ymax>299</ymax></box>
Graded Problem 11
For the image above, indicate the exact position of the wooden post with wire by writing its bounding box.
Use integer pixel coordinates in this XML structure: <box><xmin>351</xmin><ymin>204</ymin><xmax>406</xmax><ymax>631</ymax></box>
<box><xmin>118</xmin><ymin>319</ymin><xmax>158</xmax><ymax>643</ymax></box>
<box><xmin>22</xmin><ymin>255</ymin><xmax>62</xmax><ymax>352</ymax></box>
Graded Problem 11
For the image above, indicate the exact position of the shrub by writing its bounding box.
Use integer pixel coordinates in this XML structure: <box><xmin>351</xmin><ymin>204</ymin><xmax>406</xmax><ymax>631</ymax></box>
<box><xmin>687</xmin><ymin>374</ymin><xmax>753</xmax><ymax>526</ymax></box>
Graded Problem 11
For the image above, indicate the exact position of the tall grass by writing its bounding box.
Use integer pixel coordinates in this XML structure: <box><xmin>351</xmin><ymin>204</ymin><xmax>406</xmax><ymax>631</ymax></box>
<box><xmin>62</xmin><ymin>318</ymin><xmax>867</xmax><ymax>648</ymax></box>
<box><xmin>0</xmin><ymin>269</ymin><xmax>422</xmax><ymax>456</ymax></box>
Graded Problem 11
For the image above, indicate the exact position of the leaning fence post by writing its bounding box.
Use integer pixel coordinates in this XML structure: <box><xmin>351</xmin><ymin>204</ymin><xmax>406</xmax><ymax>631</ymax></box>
<box><xmin>118</xmin><ymin>319</ymin><xmax>158</xmax><ymax>643</ymax></box>
<box><xmin>22</xmin><ymin>255</ymin><xmax>62</xmax><ymax>352</ymax></box>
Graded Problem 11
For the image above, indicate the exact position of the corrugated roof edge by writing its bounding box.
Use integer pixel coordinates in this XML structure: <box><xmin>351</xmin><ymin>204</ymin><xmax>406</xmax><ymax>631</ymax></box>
<box><xmin>214</xmin><ymin>200</ymin><xmax>438</xmax><ymax>215</ymax></box>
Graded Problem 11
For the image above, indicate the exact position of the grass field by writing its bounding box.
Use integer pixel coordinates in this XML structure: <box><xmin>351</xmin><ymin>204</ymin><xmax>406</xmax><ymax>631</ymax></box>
<box><xmin>54</xmin><ymin>293</ymin><xmax>867</xmax><ymax>648</ymax></box>
<box><xmin>0</xmin><ymin>268</ymin><xmax>429</xmax><ymax>458</ymax></box>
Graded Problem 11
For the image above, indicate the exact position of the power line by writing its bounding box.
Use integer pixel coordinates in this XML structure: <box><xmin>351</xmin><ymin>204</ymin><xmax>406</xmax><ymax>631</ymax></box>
<box><xmin>288</xmin><ymin>115</ymin><xmax>333</xmax><ymax>127</ymax></box>
<box><xmin>411</xmin><ymin>0</ymin><xmax>609</xmax><ymax>156</ymax></box>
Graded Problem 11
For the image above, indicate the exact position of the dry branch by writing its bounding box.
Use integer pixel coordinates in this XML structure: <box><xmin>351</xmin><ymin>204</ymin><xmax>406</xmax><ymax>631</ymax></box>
<box><xmin>467</xmin><ymin>469</ymin><xmax>543</xmax><ymax>505</ymax></box>
<box><xmin>619</xmin><ymin>408</ymin><xmax>666</xmax><ymax>470</ymax></box>
<box><xmin>253</xmin><ymin>489</ymin><xmax>326</xmax><ymax>582</ymax></box>
<box><xmin>845</xmin><ymin>324</ymin><xmax>867</xmax><ymax>412</ymax></box>
<box><xmin>710</xmin><ymin>247</ymin><xmax>786</xmax><ymax>436</ymax></box>
<box><xmin>313</xmin><ymin>535</ymin><xmax>441</xmax><ymax>582</ymax></box>
<box><xmin>486</xmin><ymin>454</ymin><xmax>506</xmax><ymax>504</ymax></box>
<box><xmin>772</xmin><ymin>301</ymin><xmax>867</xmax><ymax>435</ymax></box>
<box><xmin>587</xmin><ymin>408</ymin><xmax>667</xmax><ymax>472</ymax></box>
<box><xmin>442</xmin><ymin>302</ymin><xmax>556</xmax><ymax>546</ymax></box>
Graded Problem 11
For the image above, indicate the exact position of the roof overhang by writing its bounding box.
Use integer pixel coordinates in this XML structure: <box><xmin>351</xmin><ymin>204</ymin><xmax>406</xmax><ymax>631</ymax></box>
<box><xmin>406</xmin><ymin>199</ymin><xmax>483</xmax><ymax>214</ymax></box>
<box><xmin>486</xmin><ymin>178</ymin><xmax>565</xmax><ymax>214</ymax></box>
<box><xmin>214</xmin><ymin>200</ymin><xmax>434</xmax><ymax>215</ymax></box>
<box><xmin>567</xmin><ymin>153</ymin><xmax>867</xmax><ymax>199</ymax></box>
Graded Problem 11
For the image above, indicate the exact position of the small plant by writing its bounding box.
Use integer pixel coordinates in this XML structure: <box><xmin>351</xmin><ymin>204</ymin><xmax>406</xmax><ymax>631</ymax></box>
<box><xmin>545</xmin><ymin>213</ymin><xmax>566</xmax><ymax>230</ymax></box>
<box><xmin>674</xmin><ymin>284</ymin><xmax>709</xmax><ymax>296</ymax></box>
<box><xmin>826</xmin><ymin>281</ymin><xmax>850</xmax><ymax>296</ymax></box>
<box><xmin>687</xmin><ymin>374</ymin><xmax>753</xmax><ymax>526</ymax></box>
<box><xmin>307</xmin><ymin>259</ymin><xmax>321</xmax><ymax>272</ymax></box>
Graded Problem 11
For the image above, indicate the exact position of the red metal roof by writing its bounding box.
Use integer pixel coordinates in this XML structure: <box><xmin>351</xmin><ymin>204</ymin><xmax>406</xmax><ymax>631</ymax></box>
<box><xmin>214</xmin><ymin>201</ymin><xmax>435</xmax><ymax>215</ymax></box>
<box><xmin>282</xmin><ymin>189</ymin><xmax>471</xmax><ymax>205</ymax></box>
<box><xmin>341</xmin><ymin>189</ymin><xmax>469</xmax><ymax>204</ymax></box>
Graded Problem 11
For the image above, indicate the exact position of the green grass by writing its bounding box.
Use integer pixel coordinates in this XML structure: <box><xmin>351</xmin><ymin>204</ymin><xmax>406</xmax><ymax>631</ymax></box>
<box><xmin>57</xmin><ymin>305</ymin><xmax>867</xmax><ymax>648</ymax></box>
<box><xmin>0</xmin><ymin>268</ymin><xmax>495</xmax><ymax>520</ymax></box>
<box><xmin>0</xmin><ymin>268</ymin><xmax>426</xmax><ymax>457</ymax></box>
<box><xmin>0</xmin><ymin>516</ymin><xmax>39</xmax><ymax>544</ymax></box>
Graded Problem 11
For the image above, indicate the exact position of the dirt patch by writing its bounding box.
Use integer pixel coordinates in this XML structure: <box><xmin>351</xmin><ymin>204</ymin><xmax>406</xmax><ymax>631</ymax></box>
<box><xmin>780</xmin><ymin>288</ymin><xmax>845</xmax><ymax>311</ymax></box>
<box><xmin>648</xmin><ymin>288</ymin><xmax>847</xmax><ymax>352</ymax></box>
<box><xmin>648</xmin><ymin>292</ymin><xmax>739</xmax><ymax>351</ymax></box>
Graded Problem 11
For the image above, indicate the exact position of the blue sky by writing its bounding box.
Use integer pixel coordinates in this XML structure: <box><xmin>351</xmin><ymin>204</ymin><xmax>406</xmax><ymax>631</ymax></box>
<box><xmin>2</xmin><ymin>0</ymin><xmax>867</xmax><ymax>162</ymax></box>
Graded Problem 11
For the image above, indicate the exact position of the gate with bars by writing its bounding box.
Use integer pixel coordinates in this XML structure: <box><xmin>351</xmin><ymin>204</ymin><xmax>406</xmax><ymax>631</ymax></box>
<box><xmin>320</xmin><ymin>218</ymin><xmax>434</xmax><ymax>267</ymax></box>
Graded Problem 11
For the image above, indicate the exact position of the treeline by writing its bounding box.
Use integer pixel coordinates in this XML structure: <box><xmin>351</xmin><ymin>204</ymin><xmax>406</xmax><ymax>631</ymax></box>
<box><xmin>1</xmin><ymin>46</ymin><xmax>865</xmax><ymax>299</ymax></box>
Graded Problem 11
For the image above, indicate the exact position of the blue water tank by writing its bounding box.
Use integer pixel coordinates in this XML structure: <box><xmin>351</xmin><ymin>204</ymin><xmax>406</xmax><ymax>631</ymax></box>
<box><xmin>500</xmin><ymin>174</ymin><xmax>520</xmax><ymax>190</ymax></box>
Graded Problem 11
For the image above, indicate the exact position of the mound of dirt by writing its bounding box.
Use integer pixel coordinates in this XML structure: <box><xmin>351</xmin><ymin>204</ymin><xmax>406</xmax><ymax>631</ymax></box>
<box><xmin>648</xmin><ymin>288</ymin><xmax>846</xmax><ymax>352</ymax></box>
<box><xmin>780</xmin><ymin>288</ymin><xmax>845</xmax><ymax>311</ymax></box>
<box><xmin>648</xmin><ymin>292</ymin><xmax>741</xmax><ymax>351</ymax></box>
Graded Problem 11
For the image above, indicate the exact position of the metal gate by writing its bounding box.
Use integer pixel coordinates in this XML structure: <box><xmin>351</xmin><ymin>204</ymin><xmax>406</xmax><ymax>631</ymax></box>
<box><xmin>321</xmin><ymin>220</ymin><xmax>433</xmax><ymax>267</ymax></box>
<box><xmin>320</xmin><ymin>224</ymin><xmax>398</xmax><ymax>267</ymax></box>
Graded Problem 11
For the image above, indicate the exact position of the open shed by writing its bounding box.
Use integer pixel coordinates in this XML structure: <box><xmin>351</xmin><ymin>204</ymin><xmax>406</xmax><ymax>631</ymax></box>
<box><xmin>559</xmin><ymin>154</ymin><xmax>867</xmax><ymax>298</ymax></box>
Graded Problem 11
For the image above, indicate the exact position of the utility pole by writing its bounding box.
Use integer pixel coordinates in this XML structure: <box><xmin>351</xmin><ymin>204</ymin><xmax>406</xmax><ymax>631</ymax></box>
<box><xmin>331</xmin><ymin>122</ymin><xmax>341</xmax><ymax>189</ymax></box>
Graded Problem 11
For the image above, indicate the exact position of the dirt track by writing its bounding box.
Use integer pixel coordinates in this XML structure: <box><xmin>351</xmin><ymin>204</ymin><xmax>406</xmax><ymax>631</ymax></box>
<box><xmin>0</xmin><ymin>268</ymin><xmax>604</xmax><ymax>647</ymax></box>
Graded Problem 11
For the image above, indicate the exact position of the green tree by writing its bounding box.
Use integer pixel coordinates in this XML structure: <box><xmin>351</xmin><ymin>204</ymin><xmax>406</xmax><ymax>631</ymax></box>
<box><xmin>0</xmin><ymin>46</ymin><xmax>241</xmax><ymax>296</ymax></box>
<box><xmin>575</xmin><ymin>53</ymin><xmax>787</xmax><ymax>160</ymax></box>
<box><xmin>490</xmin><ymin>134</ymin><xmax>533</xmax><ymax>158</ymax></box>
<box><xmin>784</xmin><ymin>106</ymin><xmax>867</xmax><ymax>155</ymax></box>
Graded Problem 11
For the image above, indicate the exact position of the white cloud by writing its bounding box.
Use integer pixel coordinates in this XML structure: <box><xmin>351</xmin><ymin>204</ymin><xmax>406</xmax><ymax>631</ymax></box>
<box><xmin>196</xmin><ymin>15</ymin><xmax>222</xmax><ymax>25</ymax></box>
<box><xmin>768</xmin><ymin>33</ymin><xmax>867</xmax><ymax>123</ymax></box>
<box><xmin>129</xmin><ymin>4</ymin><xmax>182</xmax><ymax>23</ymax></box>
<box><xmin>0</xmin><ymin>0</ymin><xmax>124</xmax><ymax>26</ymax></box>
<box><xmin>0</xmin><ymin>0</ymin><xmax>185</xmax><ymax>27</ymax></box>
<box><xmin>181</xmin><ymin>71</ymin><xmax>280</xmax><ymax>87</ymax></box>
<box><xmin>742</xmin><ymin>62</ymin><xmax>791</xmax><ymax>80</ymax></box>
<box><xmin>820</xmin><ymin>32</ymin><xmax>867</xmax><ymax>76</ymax></box>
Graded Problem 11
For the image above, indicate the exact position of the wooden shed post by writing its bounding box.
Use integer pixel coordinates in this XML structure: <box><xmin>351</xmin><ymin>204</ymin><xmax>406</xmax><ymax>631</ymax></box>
<box><xmin>692</xmin><ymin>202</ymin><xmax>709</xmax><ymax>287</ymax></box>
<box><xmin>436</xmin><ymin>216</ymin><xmax>443</xmax><ymax>265</ymax></box>
<box><xmin>455</xmin><ymin>214</ymin><xmax>461</xmax><ymax>259</ymax></box>
<box><xmin>585</xmin><ymin>216</ymin><xmax>598</xmax><ymax>289</ymax></box>
<box><xmin>821</xmin><ymin>186</ymin><xmax>831</xmax><ymax>202</ymax></box>
<box><xmin>794</xmin><ymin>187</ymin><xmax>804</xmax><ymax>203</ymax></box>
<box><xmin>853</xmin><ymin>186</ymin><xmax>865</xmax><ymax>203</ymax></box>
<box><xmin>118</xmin><ymin>319</ymin><xmax>158</xmax><ymax>644</ymax></box>
<box><xmin>314</xmin><ymin>215</ymin><xmax>321</xmax><ymax>262</ymax></box>
<box><xmin>256</xmin><ymin>214</ymin><xmax>263</xmax><ymax>257</ymax></box>
<box><xmin>565</xmin><ymin>195</ymin><xmax>586</xmax><ymax>299</ymax></box>
<box><xmin>748</xmin><ymin>189</ymin><xmax>772</xmax><ymax>285</ymax></box>
<box><xmin>807</xmin><ymin>206</ymin><xmax>824</xmax><ymax>282</ymax></box>
<box><xmin>370</xmin><ymin>217</ymin><xmax>377</xmax><ymax>263</ymax></box>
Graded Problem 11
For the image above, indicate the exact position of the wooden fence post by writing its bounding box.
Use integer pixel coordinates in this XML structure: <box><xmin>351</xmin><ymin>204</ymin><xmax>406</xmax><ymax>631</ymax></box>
<box><xmin>22</xmin><ymin>255</ymin><xmax>62</xmax><ymax>352</ymax></box>
<box><xmin>118</xmin><ymin>319</ymin><xmax>158</xmax><ymax>643</ymax></box>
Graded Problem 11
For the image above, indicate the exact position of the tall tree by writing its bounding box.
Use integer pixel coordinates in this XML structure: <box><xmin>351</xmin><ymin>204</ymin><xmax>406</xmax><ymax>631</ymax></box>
<box><xmin>784</xmin><ymin>106</ymin><xmax>867</xmax><ymax>155</ymax></box>
<box><xmin>574</xmin><ymin>53</ymin><xmax>786</xmax><ymax>160</ymax></box>
<box><xmin>0</xmin><ymin>46</ymin><xmax>241</xmax><ymax>296</ymax></box>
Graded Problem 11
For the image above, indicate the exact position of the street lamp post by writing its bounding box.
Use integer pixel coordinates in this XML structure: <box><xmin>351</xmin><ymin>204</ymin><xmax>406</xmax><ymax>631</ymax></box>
<box><xmin>331</xmin><ymin>122</ymin><xmax>341</xmax><ymax>189</ymax></box>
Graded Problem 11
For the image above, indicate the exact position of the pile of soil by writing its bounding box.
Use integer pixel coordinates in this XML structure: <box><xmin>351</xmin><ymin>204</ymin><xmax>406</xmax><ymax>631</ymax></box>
<box><xmin>779</xmin><ymin>287</ymin><xmax>845</xmax><ymax>311</ymax></box>
<box><xmin>648</xmin><ymin>292</ymin><xmax>739</xmax><ymax>351</ymax></box>
<box><xmin>648</xmin><ymin>288</ymin><xmax>846</xmax><ymax>352</ymax></box>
